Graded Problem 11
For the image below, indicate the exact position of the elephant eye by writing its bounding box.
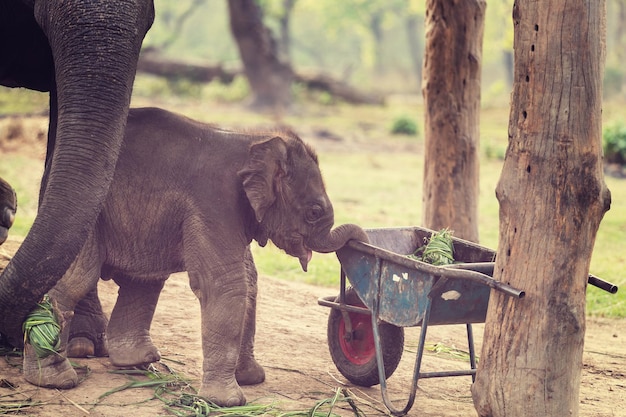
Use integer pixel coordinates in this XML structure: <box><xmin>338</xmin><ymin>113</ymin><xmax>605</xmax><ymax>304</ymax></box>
<box><xmin>305</xmin><ymin>205</ymin><xmax>324</xmax><ymax>223</ymax></box>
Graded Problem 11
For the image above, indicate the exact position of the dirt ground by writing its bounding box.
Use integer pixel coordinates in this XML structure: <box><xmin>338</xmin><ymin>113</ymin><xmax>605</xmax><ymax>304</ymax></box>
<box><xmin>0</xmin><ymin>237</ymin><xmax>625</xmax><ymax>417</ymax></box>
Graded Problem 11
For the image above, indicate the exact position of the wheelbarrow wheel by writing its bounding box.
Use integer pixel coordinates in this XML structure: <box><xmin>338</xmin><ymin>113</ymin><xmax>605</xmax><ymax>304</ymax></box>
<box><xmin>327</xmin><ymin>287</ymin><xmax>404</xmax><ymax>387</ymax></box>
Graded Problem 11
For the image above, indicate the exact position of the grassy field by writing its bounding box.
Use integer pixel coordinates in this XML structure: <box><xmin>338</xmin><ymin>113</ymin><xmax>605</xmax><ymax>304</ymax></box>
<box><xmin>1</xmin><ymin>91</ymin><xmax>625</xmax><ymax>317</ymax></box>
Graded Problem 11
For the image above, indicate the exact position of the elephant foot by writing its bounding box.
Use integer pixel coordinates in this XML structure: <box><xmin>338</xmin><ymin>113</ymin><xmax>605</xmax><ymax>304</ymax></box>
<box><xmin>67</xmin><ymin>333</ymin><xmax>108</xmax><ymax>358</ymax></box>
<box><xmin>67</xmin><ymin>308</ymin><xmax>109</xmax><ymax>358</ymax></box>
<box><xmin>236</xmin><ymin>357</ymin><xmax>265</xmax><ymax>385</ymax></box>
<box><xmin>107</xmin><ymin>337</ymin><xmax>161</xmax><ymax>367</ymax></box>
<box><xmin>199</xmin><ymin>378</ymin><xmax>246</xmax><ymax>407</ymax></box>
<box><xmin>23</xmin><ymin>344</ymin><xmax>78</xmax><ymax>389</ymax></box>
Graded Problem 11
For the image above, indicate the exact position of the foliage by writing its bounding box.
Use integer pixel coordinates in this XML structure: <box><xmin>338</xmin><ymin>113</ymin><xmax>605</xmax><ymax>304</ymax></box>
<box><xmin>132</xmin><ymin>74</ymin><xmax>250</xmax><ymax>103</ymax></box>
<box><xmin>604</xmin><ymin>67</ymin><xmax>624</xmax><ymax>100</ymax></box>
<box><xmin>603</xmin><ymin>121</ymin><xmax>626</xmax><ymax>165</ymax></box>
<box><xmin>144</xmin><ymin>0</ymin><xmax>238</xmax><ymax>64</ymax></box>
<box><xmin>483</xmin><ymin>141</ymin><xmax>506</xmax><ymax>161</ymax></box>
<box><xmin>137</xmin><ymin>0</ymin><xmax>626</xmax><ymax>104</ymax></box>
<box><xmin>22</xmin><ymin>295</ymin><xmax>60</xmax><ymax>358</ymax></box>
<box><xmin>410</xmin><ymin>229</ymin><xmax>455</xmax><ymax>265</ymax></box>
<box><xmin>0</xmin><ymin>88</ymin><xmax>48</xmax><ymax>115</ymax></box>
<box><xmin>101</xmin><ymin>365</ymin><xmax>384</xmax><ymax>416</ymax></box>
<box><xmin>0</xmin><ymin>153</ymin><xmax>42</xmax><ymax>237</ymax></box>
<box><xmin>0</xmin><ymin>396</ymin><xmax>41</xmax><ymax>415</ymax></box>
<box><xmin>390</xmin><ymin>115</ymin><xmax>418</xmax><ymax>136</ymax></box>
<box><xmin>203</xmin><ymin>76</ymin><xmax>251</xmax><ymax>103</ymax></box>
<box><xmin>425</xmin><ymin>342</ymin><xmax>475</xmax><ymax>362</ymax></box>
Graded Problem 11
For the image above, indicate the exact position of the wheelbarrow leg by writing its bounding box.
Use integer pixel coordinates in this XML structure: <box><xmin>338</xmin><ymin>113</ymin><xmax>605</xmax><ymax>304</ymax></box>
<box><xmin>372</xmin><ymin>297</ymin><xmax>433</xmax><ymax>416</ymax></box>
<box><xmin>466</xmin><ymin>323</ymin><xmax>477</xmax><ymax>382</ymax></box>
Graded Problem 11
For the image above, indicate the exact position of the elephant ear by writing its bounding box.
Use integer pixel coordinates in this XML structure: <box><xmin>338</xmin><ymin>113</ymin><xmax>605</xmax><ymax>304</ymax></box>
<box><xmin>238</xmin><ymin>136</ymin><xmax>288</xmax><ymax>223</ymax></box>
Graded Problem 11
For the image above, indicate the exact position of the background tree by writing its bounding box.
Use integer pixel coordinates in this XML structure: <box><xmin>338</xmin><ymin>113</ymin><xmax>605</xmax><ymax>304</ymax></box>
<box><xmin>277</xmin><ymin>0</ymin><xmax>297</xmax><ymax>62</ymax></box>
<box><xmin>422</xmin><ymin>0</ymin><xmax>485</xmax><ymax>242</ymax></box>
<box><xmin>228</xmin><ymin>0</ymin><xmax>294</xmax><ymax>111</ymax></box>
<box><xmin>258</xmin><ymin>0</ymin><xmax>298</xmax><ymax>63</ymax></box>
<box><xmin>472</xmin><ymin>1</ymin><xmax>611</xmax><ymax>415</ymax></box>
<box><xmin>150</xmin><ymin>0</ymin><xmax>204</xmax><ymax>51</ymax></box>
<box><xmin>404</xmin><ymin>5</ymin><xmax>424</xmax><ymax>91</ymax></box>
<box><xmin>605</xmin><ymin>0</ymin><xmax>626</xmax><ymax>97</ymax></box>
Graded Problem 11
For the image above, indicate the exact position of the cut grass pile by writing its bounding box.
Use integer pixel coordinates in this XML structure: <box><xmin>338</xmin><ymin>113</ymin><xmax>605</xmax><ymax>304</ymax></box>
<box><xmin>98</xmin><ymin>364</ymin><xmax>388</xmax><ymax>416</ymax></box>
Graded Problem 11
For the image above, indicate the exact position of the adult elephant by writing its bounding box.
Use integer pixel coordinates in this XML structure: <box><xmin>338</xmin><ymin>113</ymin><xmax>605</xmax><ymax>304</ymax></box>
<box><xmin>0</xmin><ymin>1</ymin><xmax>155</xmax><ymax>344</ymax></box>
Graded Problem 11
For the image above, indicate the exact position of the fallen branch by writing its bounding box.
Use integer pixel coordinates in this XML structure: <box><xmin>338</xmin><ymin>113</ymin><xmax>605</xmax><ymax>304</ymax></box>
<box><xmin>137</xmin><ymin>54</ymin><xmax>237</xmax><ymax>84</ymax></box>
<box><xmin>136</xmin><ymin>54</ymin><xmax>384</xmax><ymax>105</ymax></box>
<box><xmin>293</xmin><ymin>72</ymin><xmax>384</xmax><ymax>105</ymax></box>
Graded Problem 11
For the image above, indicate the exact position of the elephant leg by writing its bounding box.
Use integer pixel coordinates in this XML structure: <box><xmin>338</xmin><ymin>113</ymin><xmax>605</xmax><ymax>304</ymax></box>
<box><xmin>236</xmin><ymin>247</ymin><xmax>265</xmax><ymax>385</ymax></box>
<box><xmin>24</xmin><ymin>237</ymin><xmax>101</xmax><ymax>389</ymax></box>
<box><xmin>66</xmin><ymin>286</ymin><xmax>109</xmax><ymax>358</ymax></box>
<box><xmin>22</xmin><ymin>345</ymin><xmax>78</xmax><ymax>389</ymax></box>
<box><xmin>187</xmin><ymin>263</ymin><xmax>247</xmax><ymax>407</ymax></box>
<box><xmin>107</xmin><ymin>277</ymin><xmax>164</xmax><ymax>367</ymax></box>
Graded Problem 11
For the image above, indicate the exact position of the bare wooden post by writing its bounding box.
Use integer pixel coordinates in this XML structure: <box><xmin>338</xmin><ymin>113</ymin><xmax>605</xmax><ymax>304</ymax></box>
<box><xmin>422</xmin><ymin>0</ymin><xmax>485</xmax><ymax>242</ymax></box>
<box><xmin>472</xmin><ymin>2</ymin><xmax>610</xmax><ymax>415</ymax></box>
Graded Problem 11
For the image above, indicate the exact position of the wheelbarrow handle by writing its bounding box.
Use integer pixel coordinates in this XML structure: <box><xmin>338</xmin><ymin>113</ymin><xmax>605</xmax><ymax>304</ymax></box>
<box><xmin>438</xmin><ymin>266</ymin><xmax>525</xmax><ymax>299</ymax></box>
<box><xmin>588</xmin><ymin>274</ymin><xmax>619</xmax><ymax>294</ymax></box>
<box><xmin>447</xmin><ymin>263</ymin><xmax>618</xmax><ymax>294</ymax></box>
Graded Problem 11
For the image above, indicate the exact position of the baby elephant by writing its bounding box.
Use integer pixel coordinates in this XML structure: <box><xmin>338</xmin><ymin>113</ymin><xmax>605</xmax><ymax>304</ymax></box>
<box><xmin>26</xmin><ymin>107</ymin><xmax>367</xmax><ymax>406</ymax></box>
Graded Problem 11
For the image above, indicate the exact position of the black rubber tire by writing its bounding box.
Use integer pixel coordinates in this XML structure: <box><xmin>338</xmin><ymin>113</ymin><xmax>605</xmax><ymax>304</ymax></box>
<box><xmin>327</xmin><ymin>287</ymin><xmax>404</xmax><ymax>387</ymax></box>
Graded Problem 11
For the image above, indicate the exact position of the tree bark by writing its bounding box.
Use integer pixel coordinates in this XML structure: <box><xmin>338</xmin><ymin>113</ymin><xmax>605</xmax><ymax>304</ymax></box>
<box><xmin>227</xmin><ymin>0</ymin><xmax>293</xmax><ymax>111</ymax></box>
<box><xmin>472</xmin><ymin>2</ymin><xmax>610</xmax><ymax>416</ymax></box>
<box><xmin>422</xmin><ymin>0</ymin><xmax>484</xmax><ymax>242</ymax></box>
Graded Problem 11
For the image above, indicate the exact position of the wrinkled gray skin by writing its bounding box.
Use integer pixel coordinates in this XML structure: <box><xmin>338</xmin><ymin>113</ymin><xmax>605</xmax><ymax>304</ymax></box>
<box><xmin>0</xmin><ymin>0</ymin><xmax>155</xmax><ymax>347</ymax></box>
<box><xmin>0</xmin><ymin>178</ymin><xmax>17</xmax><ymax>245</ymax></box>
<box><xmin>26</xmin><ymin>107</ymin><xmax>368</xmax><ymax>406</ymax></box>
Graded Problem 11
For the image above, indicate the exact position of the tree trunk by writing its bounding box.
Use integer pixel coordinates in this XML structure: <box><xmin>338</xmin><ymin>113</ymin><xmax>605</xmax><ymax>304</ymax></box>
<box><xmin>370</xmin><ymin>11</ymin><xmax>384</xmax><ymax>76</ymax></box>
<box><xmin>422</xmin><ymin>0</ymin><xmax>484</xmax><ymax>242</ymax></box>
<box><xmin>503</xmin><ymin>50</ymin><xmax>513</xmax><ymax>90</ymax></box>
<box><xmin>472</xmin><ymin>2</ymin><xmax>610</xmax><ymax>416</ymax></box>
<box><xmin>227</xmin><ymin>0</ymin><xmax>293</xmax><ymax>111</ymax></box>
<box><xmin>278</xmin><ymin>0</ymin><xmax>296</xmax><ymax>62</ymax></box>
<box><xmin>615</xmin><ymin>0</ymin><xmax>626</xmax><ymax>93</ymax></box>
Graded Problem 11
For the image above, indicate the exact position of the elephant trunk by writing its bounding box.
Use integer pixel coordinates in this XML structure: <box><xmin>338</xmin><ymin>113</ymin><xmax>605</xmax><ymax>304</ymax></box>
<box><xmin>307</xmin><ymin>223</ymin><xmax>369</xmax><ymax>254</ymax></box>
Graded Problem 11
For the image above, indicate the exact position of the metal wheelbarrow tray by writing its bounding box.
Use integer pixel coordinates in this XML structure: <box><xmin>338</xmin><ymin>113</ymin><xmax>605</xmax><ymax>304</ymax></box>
<box><xmin>318</xmin><ymin>226</ymin><xmax>618</xmax><ymax>416</ymax></box>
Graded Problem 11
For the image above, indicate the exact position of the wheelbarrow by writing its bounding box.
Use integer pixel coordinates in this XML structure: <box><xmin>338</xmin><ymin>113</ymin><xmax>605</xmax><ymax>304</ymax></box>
<box><xmin>318</xmin><ymin>226</ymin><xmax>618</xmax><ymax>416</ymax></box>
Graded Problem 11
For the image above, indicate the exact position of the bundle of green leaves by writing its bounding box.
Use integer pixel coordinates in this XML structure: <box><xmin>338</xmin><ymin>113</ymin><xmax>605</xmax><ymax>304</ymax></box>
<box><xmin>22</xmin><ymin>295</ymin><xmax>61</xmax><ymax>358</ymax></box>
<box><xmin>409</xmin><ymin>229</ymin><xmax>455</xmax><ymax>266</ymax></box>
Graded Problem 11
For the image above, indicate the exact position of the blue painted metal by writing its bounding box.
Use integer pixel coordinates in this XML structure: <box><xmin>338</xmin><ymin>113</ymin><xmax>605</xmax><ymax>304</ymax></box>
<box><xmin>335</xmin><ymin>227</ymin><xmax>524</xmax><ymax>329</ymax></box>
<box><xmin>379</xmin><ymin>259</ymin><xmax>433</xmax><ymax>327</ymax></box>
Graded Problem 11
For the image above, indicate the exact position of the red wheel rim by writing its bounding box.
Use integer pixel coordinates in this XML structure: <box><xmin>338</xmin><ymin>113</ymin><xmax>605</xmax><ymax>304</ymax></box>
<box><xmin>338</xmin><ymin>311</ymin><xmax>375</xmax><ymax>365</ymax></box>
